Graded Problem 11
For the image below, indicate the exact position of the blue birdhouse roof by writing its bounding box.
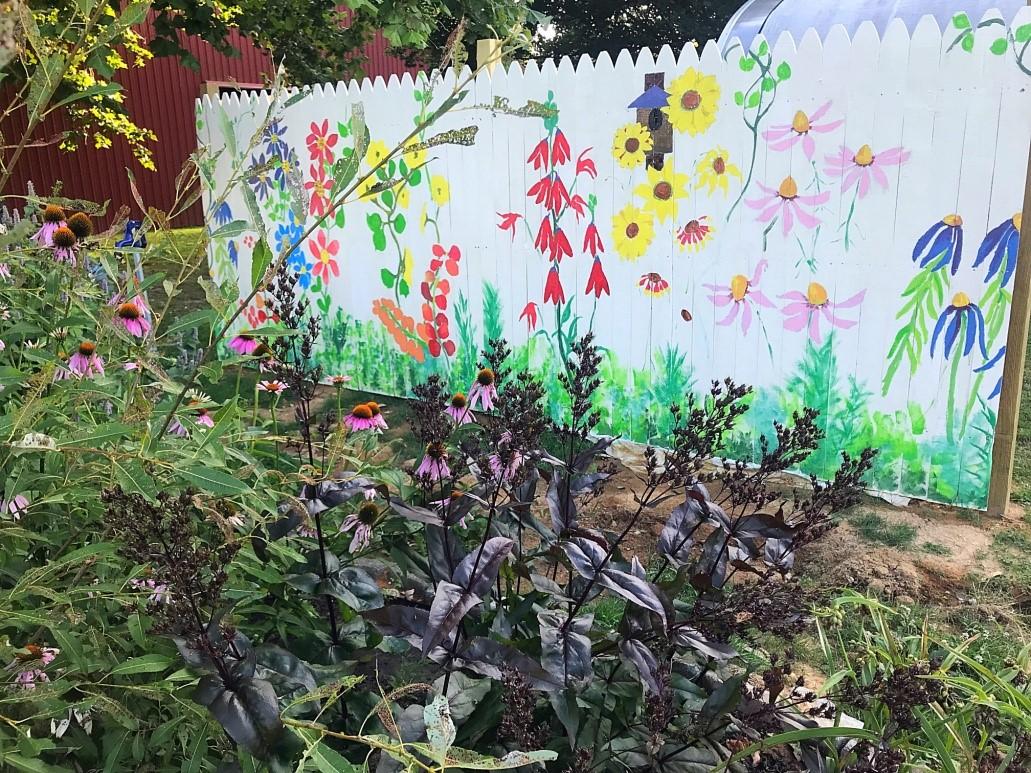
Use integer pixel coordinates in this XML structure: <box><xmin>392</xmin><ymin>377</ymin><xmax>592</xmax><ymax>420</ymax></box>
<box><xmin>628</xmin><ymin>84</ymin><xmax>670</xmax><ymax>109</ymax></box>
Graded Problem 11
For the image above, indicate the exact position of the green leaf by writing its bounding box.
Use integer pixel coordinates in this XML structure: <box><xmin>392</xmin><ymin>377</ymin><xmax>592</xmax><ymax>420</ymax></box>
<box><xmin>757</xmin><ymin>40</ymin><xmax>769</xmax><ymax>56</ymax></box>
<box><xmin>108</xmin><ymin>654</ymin><xmax>173</xmax><ymax>676</ymax></box>
<box><xmin>409</xmin><ymin>168</ymin><xmax>422</xmax><ymax>186</ymax></box>
<box><xmin>733</xmin><ymin>91</ymin><xmax>744</xmax><ymax>106</ymax></box>
<box><xmin>112</xmin><ymin>458</ymin><xmax>159</xmax><ymax>501</ymax></box>
<box><xmin>738</xmin><ymin>55</ymin><xmax>755</xmax><ymax>72</ymax></box>
<box><xmin>366</xmin><ymin>212</ymin><xmax>382</xmax><ymax>229</ymax></box>
<box><xmin>394</xmin><ymin>213</ymin><xmax>407</xmax><ymax>234</ymax></box>
<box><xmin>990</xmin><ymin>37</ymin><xmax>1009</xmax><ymax>55</ymax></box>
<box><xmin>372</xmin><ymin>229</ymin><xmax>387</xmax><ymax>251</ymax></box>
<box><xmin>776</xmin><ymin>61</ymin><xmax>792</xmax><ymax>80</ymax></box>
<box><xmin>1016</xmin><ymin>23</ymin><xmax>1031</xmax><ymax>43</ymax></box>
<box><xmin>761</xmin><ymin>76</ymin><xmax>776</xmax><ymax>92</ymax></box>
<box><xmin>334</xmin><ymin>209</ymin><xmax>346</xmax><ymax>228</ymax></box>
<box><xmin>50</xmin><ymin>82</ymin><xmax>122</xmax><ymax>110</ymax></box>
<box><xmin>961</xmin><ymin>34</ymin><xmax>975</xmax><ymax>52</ymax></box>
<box><xmin>908</xmin><ymin>402</ymin><xmax>927</xmax><ymax>435</ymax></box>
<box><xmin>310</xmin><ymin>741</ymin><xmax>363</xmax><ymax>773</ymax></box>
<box><xmin>60</xmin><ymin>423</ymin><xmax>133</xmax><ymax>448</ymax></box>
<box><xmin>380</xmin><ymin>268</ymin><xmax>395</xmax><ymax>288</ymax></box>
<box><xmin>3</xmin><ymin>754</ymin><xmax>66</xmax><ymax>773</ymax></box>
<box><xmin>381</xmin><ymin>189</ymin><xmax>394</xmax><ymax>208</ymax></box>
<box><xmin>161</xmin><ymin>308</ymin><xmax>216</xmax><ymax>338</ymax></box>
<box><xmin>398</xmin><ymin>280</ymin><xmax>410</xmax><ymax>297</ymax></box>
<box><xmin>746</xmin><ymin>91</ymin><xmax>761</xmax><ymax>109</ymax></box>
<box><xmin>952</xmin><ymin>12</ymin><xmax>971</xmax><ymax>29</ymax></box>
<box><xmin>178</xmin><ymin>466</ymin><xmax>250</xmax><ymax>495</ymax></box>
<box><xmin>250</xmin><ymin>237</ymin><xmax>273</xmax><ymax>289</ymax></box>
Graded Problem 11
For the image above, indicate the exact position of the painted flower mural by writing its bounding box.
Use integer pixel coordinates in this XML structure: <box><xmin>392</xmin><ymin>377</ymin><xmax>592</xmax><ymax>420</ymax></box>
<box><xmin>746</xmin><ymin>176</ymin><xmax>830</xmax><ymax>236</ymax></box>
<box><xmin>308</xmin><ymin>230</ymin><xmax>340</xmax><ymax>282</ymax></box>
<box><xmin>676</xmin><ymin>216</ymin><xmax>714</xmax><ymax>252</ymax></box>
<box><xmin>913</xmin><ymin>215</ymin><xmax>964</xmax><ymax>273</ymax></box>
<box><xmin>780</xmin><ymin>282</ymin><xmax>865</xmax><ymax>345</ymax></box>
<box><xmin>611</xmin><ymin>123</ymin><xmax>653</xmax><ymax>169</ymax></box>
<box><xmin>825</xmin><ymin>144</ymin><xmax>909</xmax><ymax>198</ymax></box>
<box><xmin>611</xmin><ymin>205</ymin><xmax>655</xmax><ymax>261</ymax></box>
<box><xmin>763</xmin><ymin>102</ymin><xmax>842</xmax><ymax>159</ymax></box>
<box><xmin>973</xmin><ymin>213</ymin><xmax>1021</xmax><ymax>286</ymax></box>
<box><xmin>931</xmin><ymin>292</ymin><xmax>987</xmax><ymax>360</ymax></box>
<box><xmin>663</xmin><ymin>68</ymin><xmax>720</xmax><ymax>135</ymax></box>
<box><xmin>635</xmin><ymin>164</ymin><xmax>688</xmax><ymax>222</ymax></box>
<box><xmin>638</xmin><ymin>272</ymin><xmax>670</xmax><ymax>297</ymax></box>
<box><xmin>695</xmin><ymin>148</ymin><xmax>742</xmax><ymax>196</ymax></box>
<box><xmin>705</xmin><ymin>260</ymin><xmax>774</xmax><ymax>334</ymax></box>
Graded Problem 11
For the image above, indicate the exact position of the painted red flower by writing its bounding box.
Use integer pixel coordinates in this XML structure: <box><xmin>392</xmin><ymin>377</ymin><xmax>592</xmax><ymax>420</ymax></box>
<box><xmin>527</xmin><ymin>176</ymin><xmax>553</xmax><ymax>207</ymax></box>
<box><xmin>520</xmin><ymin>301</ymin><xmax>540</xmax><ymax>331</ymax></box>
<box><xmin>306</xmin><ymin>119</ymin><xmax>338</xmax><ymax>164</ymax></box>
<box><xmin>583</xmin><ymin>222</ymin><xmax>604</xmax><ymax>257</ymax></box>
<box><xmin>543</xmin><ymin>267</ymin><xmax>565</xmax><ymax>305</ymax></box>
<box><xmin>585</xmin><ymin>258</ymin><xmax>609</xmax><ymax>298</ymax></box>
<box><xmin>546</xmin><ymin>176</ymin><xmax>570</xmax><ymax>214</ymax></box>
<box><xmin>534</xmin><ymin>218</ymin><xmax>553</xmax><ymax>255</ymax></box>
<box><xmin>430</xmin><ymin>244</ymin><xmax>461</xmax><ymax>276</ymax></box>
<box><xmin>568</xmin><ymin>194</ymin><xmax>587</xmax><ymax>220</ymax></box>
<box><xmin>527</xmin><ymin>138</ymin><xmax>549</xmax><ymax>171</ymax></box>
<box><xmin>575</xmin><ymin>148</ymin><xmax>597</xmax><ymax>179</ymax></box>
<box><xmin>304</xmin><ymin>164</ymin><xmax>334</xmax><ymax>216</ymax></box>
<box><xmin>497</xmin><ymin>212</ymin><xmax>522</xmax><ymax>240</ymax></box>
<box><xmin>552</xmin><ymin>130</ymin><xmax>571</xmax><ymax>166</ymax></box>
<box><xmin>309</xmin><ymin>230</ymin><xmax>340</xmax><ymax>282</ymax></box>
<box><xmin>550</xmin><ymin>227</ymin><xmax>572</xmax><ymax>262</ymax></box>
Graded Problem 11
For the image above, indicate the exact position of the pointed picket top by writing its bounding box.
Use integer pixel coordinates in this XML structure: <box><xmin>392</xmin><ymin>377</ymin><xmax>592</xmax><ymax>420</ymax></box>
<box><xmin>613</xmin><ymin>47</ymin><xmax>634</xmax><ymax>69</ymax></box>
<box><xmin>676</xmin><ymin>39</ymin><xmax>701</xmax><ymax>67</ymax></box>
<box><xmin>594</xmin><ymin>49</ymin><xmax>615</xmax><ymax>72</ymax></box>
<box><xmin>1013</xmin><ymin>4</ymin><xmax>1031</xmax><ymax>26</ymax></box>
<box><xmin>635</xmin><ymin>46</ymin><xmax>656</xmax><ymax>70</ymax></box>
<box><xmin>699</xmin><ymin>38</ymin><xmax>722</xmax><ymax>70</ymax></box>
<box><xmin>797</xmin><ymin>26</ymin><xmax>823</xmax><ymax>59</ymax></box>
<box><xmin>523</xmin><ymin>58</ymin><xmax>541</xmax><ymax>78</ymax></box>
<box><xmin>853</xmin><ymin>19</ymin><xmax>881</xmax><ymax>48</ymax></box>
<box><xmin>772</xmin><ymin>29</ymin><xmax>798</xmax><ymax>66</ymax></box>
<box><xmin>557</xmin><ymin>55</ymin><xmax>575</xmax><ymax>77</ymax></box>
<box><xmin>653</xmin><ymin>43</ymin><xmax>677</xmax><ymax>72</ymax></box>
<box><xmin>882</xmin><ymin>16</ymin><xmax>912</xmax><ymax>50</ymax></box>
<box><xmin>540</xmin><ymin>57</ymin><xmax>558</xmax><ymax>81</ymax></box>
<box><xmin>386</xmin><ymin>73</ymin><xmax>400</xmax><ymax>89</ymax></box>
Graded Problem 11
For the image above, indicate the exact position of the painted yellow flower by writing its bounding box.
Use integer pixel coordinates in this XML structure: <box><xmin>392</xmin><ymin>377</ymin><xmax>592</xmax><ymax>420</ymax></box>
<box><xmin>430</xmin><ymin>176</ymin><xmax>450</xmax><ymax>207</ymax></box>
<box><xmin>403</xmin><ymin>143</ymin><xmax>427</xmax><ymax>170</ymax></box>
<box><xmin>634</xmin><ymin>164</ymin><xmax>688</xmax><ymax>222</ymax></box>
<box><xmin>611</xmin><ymin>205</ymin><xmax>655</xmax><ymax>261</ymax></box>
<box><xmin>663</xmin><ymin>68</ymin><xmax>720</xmax><ymax>136</ymax></box>
<box><xmin>402</xmin><ymin>247</ymin><xmax>414</xmax><ymax>286</ymax></box>
<box><xmin>695</xmin><ymin>147</ymin><xmax>742</xmax><ymax>196</ymax></box>
<box><xmin>396</xmin><ymin>183</ymin><xmax>410</xmax><ymax>209</ymax></box>
<box><xmin>611</xmin><ymin>123</ymin><xmax>653</xmax><ymax>169</ymax></box>
<box><xmin>365</xmin><ymin>139</ymin><xmax>390</xmax><ymax>168</ymax></box>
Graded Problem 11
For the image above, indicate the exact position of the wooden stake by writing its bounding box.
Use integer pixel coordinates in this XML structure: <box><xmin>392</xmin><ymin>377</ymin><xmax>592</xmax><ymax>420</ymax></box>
<box><xmin>476</xmin><ymin>38</ymin><xmax>502</xmax><ymax>73</ymax></box>
<box><xmin>987</xmin><ymin>137</ymin><xmax>1031</xmax><ymax>515</ymax></box>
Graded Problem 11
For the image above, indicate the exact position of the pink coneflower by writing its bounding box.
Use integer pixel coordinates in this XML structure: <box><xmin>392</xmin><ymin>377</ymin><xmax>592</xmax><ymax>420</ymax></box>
<box><xmin>0</xmin><ymin>264</ymin><xmax>10</xmax><ymax>281</ymax></box>
<box><xmin>167</xmin><ymin>418</ymin><xmax>189</xmax><ymax>437</ymax></box>
<box><xmin>445</xmin><ymin>392</ymin><xmax>473</xmax><ymax>424</ymax></box>
<box><xmin>0</xmin><ymin>339</ymin><xmax>5</xmax><ymax>351</ymax></box>
<box><xmin>123</xmin><ymin>360</ymin><xmax>140</xmax><ymax>371</ymax></box>
<box><xmin>746</xmin><ymin>176</ymin><xmax>830</xmax><ymax>237</ymax></box>
<box><xmin>489</xmin><ymin>448</ymin><xmax>525</xmax><ymax>484</ymax></box>
<box><xmin>344</xmin><ymin>403</ymin><xmax>377</xmax><ymax>431</ymax></box>
<box><xmin>340</xmin><ymin>501</ymin><xmax>379</xmax><ymax>553</ymax></box>
<box><xmin>33</xmin><ymin>205</ymin><xmax>65</xmax><ymax>247</ymax></box>
<box><xmin>52</xmin><ymin>227</ymin><xmax>78</xmax><ymax>266</ymax></box>
<box><xmin>824</xmin><ymin>144</ymin><xmax>909</xmax><ymax>199</ymax></box>
<box><xmin>113</xmin><ymin>297</ymin><xmax>151</xmax><ymax>337</ymax></box>
<box><xmin>704</xmin><ymin>259</ymin><xmax>775</xmax><ymax>335</ymax></box>
<box><xmin>228</xmin><ymin>333</ymin><xmax>261</xmax><ymax>356</ymax></box>
<box><xmin>431</xmin><ymin>491</ymin><xmax>471</xmax><ymax>528</ymax></box>
<box><xmin>2</xmin><ymin>494</ymin><xmax>29</xmax><ymax>519</ymax></box>
<box><xmin>416</xmin><ymin>442</ymin><xmax>451</xmax><ymax>481</ymax></box>
<box><xmin>257</xmin><ymin>380</ymin><xmax>287</xmax><ymax>396</ymax></box>
<box><xmin>468</xmin><ymin>369</ymin><xmax>497</xmax><ymax>411</ymax></box>
<box><xmin>195</xmin><ymin>408</ymin><xmax>215</xmax><ymax>428</ymax></box>
<box><xmin>68</xmin><ymin>341</ymin><xmax>104</xmax><ymax>378</ymax></box>
<box><xmin>129</xmin><ymin>578</ymin><xmax>169</xmax><ymax>604</ymax></box>
<box><xmin>365</xmin><ymin>401</ymin><xmax>388</xmax><ymax>430</ymax></box>
<box><xmin>780</xmin><ymin>281</ymin><xmax>866</xmax><ymax>345</ymax></box>
<box><xmin>330</xmin><ymin>374</ymin><xmax>351</xmax><ymax>386</ymax></box>
<box><xmin>762</xmin><ymin>102</ymin><xmax>843</xmax><ymax>159</ymax></box>
<box><xmin>12</xmin><ymin>644</ymin><xmax>59</xmax><ymax>689</ymax></box>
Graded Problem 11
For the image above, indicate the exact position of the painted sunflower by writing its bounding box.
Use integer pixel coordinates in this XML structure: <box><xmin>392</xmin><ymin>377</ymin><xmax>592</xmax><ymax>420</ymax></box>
<box><xmin>663</xmin><ymin>68</ymin><xmax>720</xmax><ymax>136</ymax></box>
<box><xmin>430</xmin><ymin>176</ymin><xmax>450</xmax><ymax>207</ymax></box>
<box><xmin>634</xmin><ymin>164</ymin><xmax>688</xmax><ymax>222</ymax></box>
<box><xmin>611</xmin><ymin>123</ymin><xmax>653</xmax><ymax>169</ymax></box>
<box><xmin>695</xmin><ymin>147</ymin><xmax>742</xmax><ymax>196</ymax></box>
<box><xmin>611</xmin><ymin>205</ymin><xmax>655</xmax><ymax>261</ymax></box>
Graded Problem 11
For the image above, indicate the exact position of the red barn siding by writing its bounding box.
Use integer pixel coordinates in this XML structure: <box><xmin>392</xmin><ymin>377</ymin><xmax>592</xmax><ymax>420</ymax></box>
<box><xmin>4</xmin><ymin>22</ymin><xmax>420</xmax><ymax>227</ymax></box>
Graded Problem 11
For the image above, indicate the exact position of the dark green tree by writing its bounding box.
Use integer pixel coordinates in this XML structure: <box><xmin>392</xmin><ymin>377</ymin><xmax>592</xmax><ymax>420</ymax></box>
<box><xmin>533</xmin><ymin>0</ymin><xmax>742</xmax><ymax>60</ymax></box>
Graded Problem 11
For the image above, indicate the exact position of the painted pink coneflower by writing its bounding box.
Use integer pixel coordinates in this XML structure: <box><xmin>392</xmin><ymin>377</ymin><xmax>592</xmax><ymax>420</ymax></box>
<box><xmin>445</xmin><ymin>392</ymin><xmax>474</xmax><ymax>424</ymax></box>
<box><xmin>824</xmin><ymin>144</ymin><xmax>909</xmax><ymax>199</ymax></box>
<box><xmin>340</xmin><ymin>501</ymin><xmax>379</xmax><ymax>553</ymax></box>
<box><xmin>2</xmin><ymin>493</ymin><xmax>29</xmax><ymax>519</ymax></box>
<box><xmin>228</xmin><ymin>333</ymin><xmax>261</xmax><ymax>356</ymax></box>
<box><xmin>779</xmin><ymin>281</ymin><xmax>866</xmax><ymax>345</ymax></box>
<box><xmin>468</xmin><ymin>368</ymin><xmax>497</xmax><ymax>411</ymax></box>
<box><xmin>344</xmin><ymin>403</ymin><xmax>377</xmax><ymax>431</ymax></box>
<box><xmin>762</xmin><ymin>102</ymin><xmax>843</xmax><ymax>159</ymax></box>
<box><xmin>33</xmin><ymin>205</ymin><xmax>65</xmax><ymax>247</ymax></box>
<box><xmin>113</xmin><ymin>297</ymin><xmax>151</xmax><ymax>337</ymax></box>
<box><xmin>365</xmin><ymin>401</ymin><xmax>388</xmax><ymax>430</ymax></box>
<box><xmin>704</xmin><ymin>259</ymin><xmax>776</xmax><ymax>335</ymax></box>
<box><xmin>745</xmin><ymin>176</ymin><xmax>830</xmax><ymax>237</ymax></box>
<box><xmin>52</xmin><ymin>227</ymin><xmax>78</xmax><ymax>266</ymax></box>
<box><xmin>416</xmin><ymin>442</ymin><xmax>451</xmax><ymax>481</ymax></box>
<box><xmin>68</xmin><ymin>341</ymin><xmax>104</xmax><ymax>378</ymax></box>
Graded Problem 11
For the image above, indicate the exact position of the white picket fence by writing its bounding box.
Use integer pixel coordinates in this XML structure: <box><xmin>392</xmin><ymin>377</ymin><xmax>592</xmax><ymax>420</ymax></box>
<box><xmin>199</xmin><ymin>8</ymin><xmax>1031</xmax><ymax>508</ymax></box>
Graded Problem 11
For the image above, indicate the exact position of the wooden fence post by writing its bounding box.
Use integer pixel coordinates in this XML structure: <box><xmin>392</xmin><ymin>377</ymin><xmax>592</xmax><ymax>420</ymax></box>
<box><xmin>987</xmin><ymin>138</ymin><xmax>1031</xmax><ymax>515</ymax></box>
<box><xmin>476</xmin><ymin>38</ymin><xmax>502</xmax><ymax>73</ymax></box>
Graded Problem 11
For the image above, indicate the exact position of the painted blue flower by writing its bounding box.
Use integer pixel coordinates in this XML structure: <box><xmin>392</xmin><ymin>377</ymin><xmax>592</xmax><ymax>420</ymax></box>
<box><xmin>214</xmin><ymin>202</ymin><xmax>233</xmax><ymax>226</ymax></box>
<box><xmin>973</xmin><ymin>214</ymin><xmax>1021</xmax><ymax>287</ymax></box>
<box><xmin>912</xmin><ymin>214</ymin><xmax>963</xmax><ymax>274</ymax></box>
<box><xmin>974</xmin><ymin>345</ymin><xmax>1006</xmax><ymax>400</ymax></box>
<box><xmin>288</xmin><ymin>252</ymin><xmax>314</xmax><ymax>290</ymax></box>
<box><xmin>263</xmin><ymin>119</ymin><xmax>290</xmax><ymax>160</ymax></box>
<box><xmin>248</xmin><ymin>152</ymin><xmax>276</xmax><ymax>201</ymax></box>
<box><xmin>228</xmin><ymin>239</ymin><xmax>239</xmax><ymax>267</ymax></box>
<box><xmin>274</xmin><ymin>212</ymin><xmax>303</xmax><ymax>255</ymax></box>
<box><xmin>931</xmin><ymin>291</ymin><xmax>987</xmax><ymax>360</ymax></box>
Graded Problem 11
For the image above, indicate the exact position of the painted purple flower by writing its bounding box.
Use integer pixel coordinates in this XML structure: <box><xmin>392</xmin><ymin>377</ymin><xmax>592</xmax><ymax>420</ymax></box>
<box><xmin>68</xmin><ymin>341</ymin><xmax>104</xmax><ymax>378</ymax></box>
<box><xmin>824</xmin><ymin>144</ymin><xmax>908</xmax><ymax>198</ymax></box>
<box><xmin>468</xmin><ymin>368</ymin><xmax>498</xmax><ymax>411</ymax></box>
<box><xmin>746</xmin><ymin>176</ymin><xmax>829</xmax><ymax>236</ymax></box>
<box><xmin>445</xmin><ymin>392</ymin><xmax>474</xmax><ymax>425</ymax></box>
<box><xmin>340</xmin><ymin>501</ymin><xmax>379</xmax><ymax>553</ymax></box>
<box><xmin>704</xmin><ymin>259</ymin><xmax>775</xmax><ymax>335</ymax></box>
<box><xmin>931</xmin><ymin>292</ymin><xmax>987</xmax><ymax>360</ymax></box>
<box><xmin>780</xmin><ymin>282</ymin><xmax>865</xmax><ymax>345</ymax></box>
<box><xmin>762</xmin><ymin>102</ymin><xmax>843</xmax><ymax>159</ymax></box>
<box><xmin>415</xmin><ymin>442</ymin><xmax>451</xmax><ymax>482</ymax></box>
<box><xmin>2</xmin><ymin>494</ymin><xmax>29</xmax><ymax>519</ymax></box>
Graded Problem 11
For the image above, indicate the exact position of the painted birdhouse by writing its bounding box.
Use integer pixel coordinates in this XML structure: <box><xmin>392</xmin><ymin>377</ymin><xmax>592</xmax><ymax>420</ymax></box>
<box><xmin>628</xmin><ymin>73</ymin><xmax>672</xmax><ymax>169</ymax></box>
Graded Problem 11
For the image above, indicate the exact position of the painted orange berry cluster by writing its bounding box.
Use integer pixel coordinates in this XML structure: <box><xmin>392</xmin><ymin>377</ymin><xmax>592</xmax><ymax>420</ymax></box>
<box><xmin>417</xmin><ymin>243</ymin><xmax>461</xmax><ymax>357</ymax></box>
<box><xmin>372</xmin><ymin>298</ymin><xmax>424</xmax><ymax>362</ymax></box>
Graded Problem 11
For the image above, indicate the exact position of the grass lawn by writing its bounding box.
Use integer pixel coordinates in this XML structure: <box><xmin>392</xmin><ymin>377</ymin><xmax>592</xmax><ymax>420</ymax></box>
<box><xmin>153</xmin><ymin>227</ymin><xmax>1031</xmax><ymax>503</ymax></box>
